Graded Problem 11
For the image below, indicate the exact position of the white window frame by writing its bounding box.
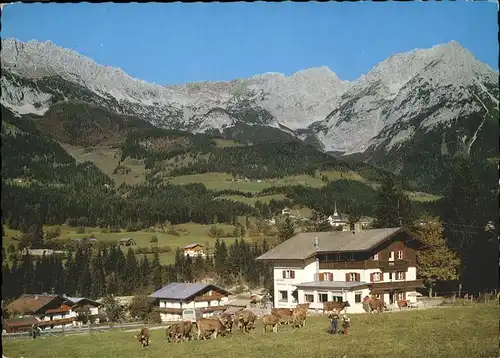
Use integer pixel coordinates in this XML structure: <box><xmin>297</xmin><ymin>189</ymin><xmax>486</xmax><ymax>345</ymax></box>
<box><xmin>373</xmin><ymin>272</ymin><xmax>382</xmax><ymax>282</ymax></box>
<box><xmin>317</xmin><ymin>293</ymin><xmax>329</xmax><ymax>303</ymax></box>
<box><xmin>373</xmin><ymin>253</ymin><xmax>379</xmax><ymax>260</ymax></box>
<box><xmin>324</xmin><ymin>272</ymin><xmax>334</xmax><ymax>281</ymax></box>
<box><xmin>349</xmin><ymin>273</ymin><xmax>358</xmax><ymax>281</ymax></box>
<box><xmin>283</xmin><ymin>270</ymin><xmax>295</xmax><ymax>279</ymax></box>
<box><xmin>396</xmin><ymin>250</ymin><xmax>404</xmax><ymax>260</ymax></box>
<box><xmin>395</xmin><ymin>271</ymin><xmax>405</xmax><ymax>280</ymax></box>
<box><xmin>389</xmin><ymin>251</ymin><xmax>395</xmax><ymax>261</ymax></box>
<box><xmin>278</xmin><ymin>290</ymin><xmax>288</xmax><ymax>302</ymax></box>
<box><xmin>304</xmin><ymin>294</ymin><xmax>314</xmax><ymax>303</ymax></box>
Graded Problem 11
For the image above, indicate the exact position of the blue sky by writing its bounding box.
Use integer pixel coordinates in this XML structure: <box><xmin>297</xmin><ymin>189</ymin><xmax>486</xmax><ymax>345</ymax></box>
<box><xmin>1</xmin><ymin>2</ymin><xmax>498</xmax><ymax>85</ymax></box>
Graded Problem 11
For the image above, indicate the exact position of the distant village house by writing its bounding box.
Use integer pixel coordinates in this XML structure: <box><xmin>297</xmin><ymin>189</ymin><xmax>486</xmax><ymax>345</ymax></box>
<box><xmin>149</xmin><ymin>283</ymin><xmax>231</xmax><ymax>322</ymax></box>
<box><xmin>184</xmin><ymin>244</ymin><xmax>205</xmax><ymax>258</ymax></box>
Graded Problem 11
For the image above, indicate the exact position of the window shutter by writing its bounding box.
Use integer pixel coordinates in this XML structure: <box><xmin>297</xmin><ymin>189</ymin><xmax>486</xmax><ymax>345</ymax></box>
<box><xmin>356</xmin><ymin>273</ymin><xmax>360</xmax><ymax>282</ymax></box>
<box><xmin>291</xmin><ymin>271</ymin><xmax>295</xmax><ymax>279</ymax></box>
<box><xmin>345</xmin><ymin>273</ymin><xmax>350</xmax><ymax>282</ymax></box>
<box><xmin>282</xmin><ymin>271</ymin><xmax>286</xmax><ymax>279</ymax></box>
<box><xmin>379</xmin><ymin>272</ymin><xmax>383</xmax><ymax>282</ymax></box>
<box><xmin>403</xmin><ymin>247</ymin><xmax>407</xmax><ymax>259</ymax></box>
<box><xmin>330</xmin><ymin>272</ymin><xmax>334</xmax><ymax>281</ymax></box>
<box><xmin>319</xmin><ymin>273</ymin><xmax>325</xmax><ymax>281</ymax></box>
<box><xmin>402</xmin><ymin>271</ymin><xmax>406</xmax><ymax>280</ymax></box>
<box><xmin>370</xmin><ymin>273</ymin><xmax>374</xmax><ymax>282</ymax></box>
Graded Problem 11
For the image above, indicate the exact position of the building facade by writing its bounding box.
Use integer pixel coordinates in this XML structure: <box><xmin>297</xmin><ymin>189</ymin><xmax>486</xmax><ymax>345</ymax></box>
<box><xmin>149</xmin><ymin>283</ymin><xmax>231</xmax><ymax>322</ymax></box>
<box><xmin>183</xmin><ymin>244</ymin><xmax>206</xmax><ymax>258</ymax></box>
<box><xmin>257</xmin><ymin>227</ymin><xmax>426</xmax><ymax>314</ymax></box>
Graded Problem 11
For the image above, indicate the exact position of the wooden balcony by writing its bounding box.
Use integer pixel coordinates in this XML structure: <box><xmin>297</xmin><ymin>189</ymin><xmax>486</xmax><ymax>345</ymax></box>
<box><xmin>318</xmin><ymin>261</ymin><xmax>366</xmax><ymax>270</ymax></box>
<box><xmin>377</xmin><ymin>259</ymin><xmax>410</xmax><ymax>271</ymax></box>
<box><xmin>370</xmin><ymin>279</ymin><xmax>423</xmax><ymax>292</ymax></box>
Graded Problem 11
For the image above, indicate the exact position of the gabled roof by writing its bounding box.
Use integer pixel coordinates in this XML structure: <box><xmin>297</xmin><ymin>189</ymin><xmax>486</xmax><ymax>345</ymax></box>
<box><xmin>256</xmin><ymin>227</ymin><xmax>421</xmax><ymax>261</ymax></box>
<box><xmin>149</xmin><ymin>283</ymin><xmax>232</xmax><ymax>301</ymax></box>
<box><xmin>65</xmin><ymin>297</ymin><xmax>101</xmax><ymax>307</ymax></box>
<box><xmin>6</xmin><ymin>294</ymin><xmax>63</xmax><ymax>314</ymax></box>
<box><xmin>184</xmin><ymin>243</ymin><xmax>202</xmax><ymax>249</ymax></box>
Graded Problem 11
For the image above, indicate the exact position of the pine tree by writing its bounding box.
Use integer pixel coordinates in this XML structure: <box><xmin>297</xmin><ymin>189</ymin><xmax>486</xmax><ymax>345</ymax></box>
<box><xmin>374</xmin><ymin>175</ymin><xmax>413</xmax><ymax>228</ymax></box>
<box><xmin>415</xmin><ymin>215</ymin><xmax>461</xmax><ymax>297</ymax></box>
<box><xmin>123</xmin><ymin>248</ymin><xmax>139</xmax><ymax>294</ymax></box>
<box><xmin>151</xmin><ymin>252</ymin><xmax>163</xmax><ymax>290</ymax></box>
<box><xmin>183</xmin><ymin>255</ymin><xmax>194</xmax><ymax>282</ymax></box>
<box><xmin>309</xmin><ymin>210</ymin><xmax>332</xmax><ymax>232</ymax></box>
<box><xmin>277</xmin><ymin>216</ymin><xmax>296</xmax><ymax>243</ymax></box>
<box><xmin>91</xmin><ymin>249</ymin><xmax>106</xmax><ymax>299</ymax></box>
<box><xmin>442</xmin><ymin>157</ymin><xmax>497</xmax><ymax>292</ymax></box>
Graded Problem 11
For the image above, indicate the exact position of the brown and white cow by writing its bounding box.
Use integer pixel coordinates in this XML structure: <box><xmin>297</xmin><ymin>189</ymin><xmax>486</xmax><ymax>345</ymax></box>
<box><xmin>270</xmin><ymin>308</ymin><xmax>294</xmax><ymax>325</ymax></box>
<box><xmin>262</xmin><ymin>314</ymin><xmax>279</xmax><ymax>333</ymax></box>
<box><xmin>165</xmin><ymin>321</ymin><xmax>193</xmax><ymax>343</ymax></box>
<box><xmin>196</xmin><ymin>318</ymin><xmax>227</xmax><ymax>340</ymax></box>
<box><xmin>235</xmin><ymin>310</ymin><xmax>257</xmax><ymax>333</ymax></box>
<box><xmin>397</xmin><ymin>299</ymin><xmax>409</xmax><ymax>310</ymax></box>
<box><xmin>323</xmin><ymin>301</ymin><xmax>350</xmax><ymax>316</ymax></box>
<box><xmin>291</xmin><ymin>303</ymin><xmax>310</xmax><ymax>328</ymax></box>
<box><xmin>135</xmin><ymin>327</ymin><xmax>150</xmax><ymax>348</ymax></box>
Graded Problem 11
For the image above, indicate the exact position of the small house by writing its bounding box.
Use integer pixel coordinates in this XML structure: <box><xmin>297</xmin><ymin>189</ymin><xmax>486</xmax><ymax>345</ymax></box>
<box><xmin>184</xmin><ymin>244</ymin><xmax>205</xmax><ymax>258</ymax></box>
<box><xmin>149</xmin><ymin>282</ymin><xmax>232</xmax><ymax>322</ymax></box>
<box><xmin>118</xmin><ymin>238</ymin><xmax>136</xmax><ymax>246</ymax></box>
<box><xmin>6</xmin><ymin>294</ymin><xmax>74</xmax><ymax>329</ymax></box>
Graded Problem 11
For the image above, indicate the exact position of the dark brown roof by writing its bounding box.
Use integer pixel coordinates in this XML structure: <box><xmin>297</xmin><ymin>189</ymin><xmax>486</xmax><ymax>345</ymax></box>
<box><xmin>257</xmin><ymin>227</ymin><xmax>420</xmax><ymax>261</ymax></box>
<box><xmin>3</xmin><ymin>316</ymin><xmax>40</xmax><ymax>328</ymax></box>
<box><xmin>6</xmin><ymin>295</ymin><xmax>62</xmax><ymax>314</ymax></box>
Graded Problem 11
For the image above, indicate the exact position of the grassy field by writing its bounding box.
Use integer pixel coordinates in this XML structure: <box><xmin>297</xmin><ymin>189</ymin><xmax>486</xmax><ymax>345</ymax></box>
<box><xmin>168</xmin><ymin>173</ymin><xmax>329</xmax><ymax>192</ymax></box>
<box><xmin>61</xmin><ymin>144</ymin><xmax>146</xmax><ymax>186</ymax></box>
<box><xmin>3</xmin><ymin>304</ymin><xmax>498</xmax><ymax>358</ymax></box>
<box><xmin>216</xmin><ymin>194</ymin><xmax>287</xmax><ymax>206</ymax></box>
<box><xmin>2</xmin><ymin>223</ymin><xmax>238</xmax><ymax>264</ymax></box>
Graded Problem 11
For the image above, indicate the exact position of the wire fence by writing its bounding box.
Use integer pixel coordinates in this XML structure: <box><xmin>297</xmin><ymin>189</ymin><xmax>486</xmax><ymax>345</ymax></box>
<box><xmin>420</xmin><ymin>289</ymin><xmax>499</xmax><ymax>305</ymax></box>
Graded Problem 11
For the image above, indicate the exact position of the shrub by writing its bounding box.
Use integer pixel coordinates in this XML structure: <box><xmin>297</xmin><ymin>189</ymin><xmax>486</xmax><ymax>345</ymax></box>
<box><xmin>75</xmin><ymin>227</ymin><xmax>85</xmax><ymax>234</ymax></box>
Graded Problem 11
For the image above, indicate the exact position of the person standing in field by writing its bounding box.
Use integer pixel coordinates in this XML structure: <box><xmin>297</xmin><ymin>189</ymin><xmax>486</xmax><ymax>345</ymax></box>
<box><xmin>328</xmin><ymin>312</ymin><xmax>340</xmax><ymax>334</ymax></box>
<box><xmin>341</xmin><ymin>315</ymin><xmax>351</xmax><ymax>336</ymax></box>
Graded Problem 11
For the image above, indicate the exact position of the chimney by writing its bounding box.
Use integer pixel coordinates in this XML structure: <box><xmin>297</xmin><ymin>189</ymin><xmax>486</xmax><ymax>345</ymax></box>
<box><xmin>313</xmin><ymin>236</ymin><xmax>319</xmax><ymax>250</ymax></box>
<box><xmin>352</xmin><ymin>223</ymin><xmax>362</xmax><ymax>236</ymax></box>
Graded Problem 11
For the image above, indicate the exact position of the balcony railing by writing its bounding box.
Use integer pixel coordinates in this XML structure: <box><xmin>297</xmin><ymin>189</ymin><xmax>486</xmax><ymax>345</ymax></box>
<box><xmin>378</xmin><ymin>260</ymin><xmax>410</xmax><ymax>271</ymax></box>
<box><xmin>370</xmin><ymin>279</ymin><xmax>424</xmax><ymax>291</ymax></box>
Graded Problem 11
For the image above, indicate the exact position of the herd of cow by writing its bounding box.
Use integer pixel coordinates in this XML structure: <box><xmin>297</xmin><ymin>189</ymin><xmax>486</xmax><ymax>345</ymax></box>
<box><xmin>135</xmin><ymin>297</ymin><xmax>411</xmax><ymax>348</ymax></box>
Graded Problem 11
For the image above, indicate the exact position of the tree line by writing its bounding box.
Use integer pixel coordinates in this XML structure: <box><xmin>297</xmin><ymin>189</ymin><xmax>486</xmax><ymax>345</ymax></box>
<box><xmin>1</xmin><ymin>238</ymin><xmax>273</xmax><ymax>301</ymax></box>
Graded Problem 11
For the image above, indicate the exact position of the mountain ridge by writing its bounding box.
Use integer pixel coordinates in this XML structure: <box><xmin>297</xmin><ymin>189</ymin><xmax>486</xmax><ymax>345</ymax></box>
<box><xmin>1</xmin><ymin>38</ymin><xmax>498</xmax><ymax>194</ymax></box>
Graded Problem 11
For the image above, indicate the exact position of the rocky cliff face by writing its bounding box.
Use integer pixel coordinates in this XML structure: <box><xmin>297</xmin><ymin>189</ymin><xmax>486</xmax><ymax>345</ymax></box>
<box><xmin>2</xmin><ymin>38</ymin><xmax>498</xmax><ymax>191</ymax></box>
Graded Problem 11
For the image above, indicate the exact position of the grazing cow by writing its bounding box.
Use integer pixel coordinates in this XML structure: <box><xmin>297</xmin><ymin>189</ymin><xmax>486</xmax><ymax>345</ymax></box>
<box><xmin>249</xmin><ymin>293</ymin><xmax>269</xmax><ymax>308</ymax></box>
<box><xmin>366</xmin><ymin>297</ymin><xmax>384</xmax><ymax>313</ymax></box>
<box><xmin>323</xmin><ymin>301</ymin><xmax>350</xmax><ymax>316</ymax></box>
<box><xmin>291</xmin><ymin>303</ymin><xmax>309</xmax><ymax>328</ymax></box>
<box><xmin>135</xmin><ymin>327</ymin><xmax>150</xmax><ymax>348</ymax></box>
<box><xmin>397</xmin><ymin>299</ymin><xmax>409</xmax><ymax>310</ymax></box>
<box><xmin>219</xmin><ymin>313</ymin><xmax>234</xmax><ymax>335</ymax></box>
<box><xmin>235</xmin><ymin>310</ymin><xmax>257</xmax><ymax>333</ymax></box>
<box><xmin>196</xmin><ymin>318</ymin><xmax>227</xmax><ymax>340</ymax></box>
<box><xmin>270</xmin><ymin>308</ymin><xmax>294</xmax><ymax>325</ymax></box>
<box><xmin>262</xmin><ymin>314</ymin><xmax>279</xmax><ymax>333</ymax></box>
<box><xmin>165</xmin><ymin>321</ymin><xmax>192</xmax><ymax>343</ymax></box>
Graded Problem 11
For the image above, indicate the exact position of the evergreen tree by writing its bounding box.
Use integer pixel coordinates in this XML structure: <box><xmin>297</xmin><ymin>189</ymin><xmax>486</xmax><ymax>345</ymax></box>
<box><xmin>182</xmin><ymin>255</ymin><xmax>194</xmax><ymax>282</ymax></box>
<box><xmin>277</xmin><ymin>216</ymin><xmax>296</xmax><ymax>243</ymax></box>
<box><xmin>309</xmin><ymin>210</ymin><xmax>332</xmax><ymax>232</ymax></box>
<box><xmin>151</xmin><ymin>252</ymin><xmax>163</xmax><ymax>290</ymax></box>
<box><xmin>441</xmin><ymin>157</ymin><xmax>498</xmax><ymax>292</ymax></box>
<box><xmin>90</xmin><ymin>249</ymin><xmax>106</xmax><ymax>299</ymax></box>
<box><xmin>123</xmin><ymin>248</ymin><xmax>139</xmax><ymax>294</ymax></box>
<box><xmin>374</xmin><ymin>175</ymin><xmax>413</xmax><ymax>228</ymax></box>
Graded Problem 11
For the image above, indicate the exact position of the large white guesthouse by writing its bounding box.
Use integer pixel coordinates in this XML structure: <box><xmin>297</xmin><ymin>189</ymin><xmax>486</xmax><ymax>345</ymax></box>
<box><xmin>257</xmin><ymin>225</ymin><xmax>427</xmax><ymax>313</ymax></box>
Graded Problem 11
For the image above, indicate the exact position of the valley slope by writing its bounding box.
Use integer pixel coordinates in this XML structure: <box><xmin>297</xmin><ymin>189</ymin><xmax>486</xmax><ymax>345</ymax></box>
<box><xmin>1</xmin><ymin>38</ymin><xmax>498</xmax><ymax>195</ymax></box>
